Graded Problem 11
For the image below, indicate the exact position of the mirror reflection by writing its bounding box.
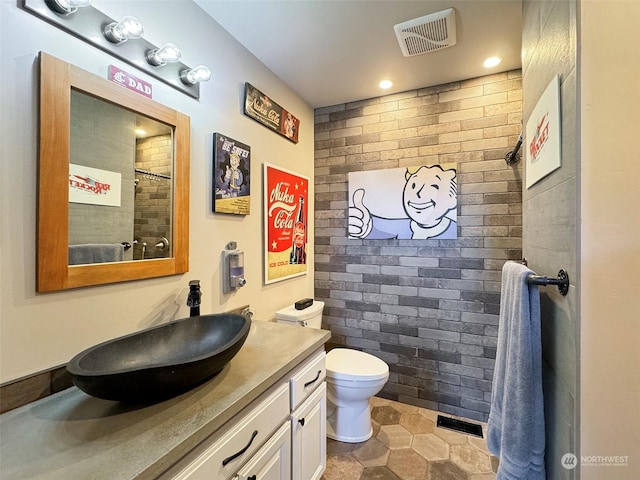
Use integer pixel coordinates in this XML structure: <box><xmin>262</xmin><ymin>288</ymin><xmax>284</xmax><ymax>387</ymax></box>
<box><xmin>37</xmin><ymin>52</ymin><xmax>190</xmax><ymax>292</ymax></box>
<box><xmin>68</xmin><ymin>90</ymin><xmax>173</xmax><ymax>264</ymax></box>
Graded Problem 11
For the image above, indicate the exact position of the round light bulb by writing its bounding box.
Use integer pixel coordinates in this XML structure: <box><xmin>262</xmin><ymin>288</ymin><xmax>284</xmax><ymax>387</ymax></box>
<box><xmin>104</xmin><ymin>16</ymin><xmax>144</xmax><ymax>44</ymax></box>
<box><xmin>181</xmin><ymin>65</ymin><xmax>211</xmax><ymax>85</ymax></box>
<box><xmin>46</xmin><ymin>0</ymin><xmax>92</xmax><ymax>14</ymax></box>
<box><xmin>147</xmin><ymin>43</ymin><xmax>182</xmax><ymax>67</ymax></box>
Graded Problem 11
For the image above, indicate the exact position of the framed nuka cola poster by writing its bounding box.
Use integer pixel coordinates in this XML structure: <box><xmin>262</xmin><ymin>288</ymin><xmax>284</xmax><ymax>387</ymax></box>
<box><xmin>263</xmin><ymin>163</ymin><xmax>309</xmax><ymax>284</ymax></box>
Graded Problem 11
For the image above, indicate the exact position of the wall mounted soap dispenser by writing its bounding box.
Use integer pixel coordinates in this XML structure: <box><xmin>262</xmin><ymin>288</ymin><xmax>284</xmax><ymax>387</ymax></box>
<box><xmin>223</xmin><ymin>241</ymin><xmax>246</xmax><ymax>294</ymax></box>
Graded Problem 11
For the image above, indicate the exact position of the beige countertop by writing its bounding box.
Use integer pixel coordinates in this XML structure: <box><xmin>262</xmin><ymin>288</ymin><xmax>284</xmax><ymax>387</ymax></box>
<box><xmin>0</xmin><ymin>321</ymin><xmax>330</xmax><ymax>480</ymax></box>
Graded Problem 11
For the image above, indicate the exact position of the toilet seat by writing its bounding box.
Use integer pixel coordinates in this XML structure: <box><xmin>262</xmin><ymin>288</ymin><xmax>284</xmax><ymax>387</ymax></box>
<box><xmin>326</xmin><ymin>349</ymin><xmax>389</xmax><ymax>382</ymax></box>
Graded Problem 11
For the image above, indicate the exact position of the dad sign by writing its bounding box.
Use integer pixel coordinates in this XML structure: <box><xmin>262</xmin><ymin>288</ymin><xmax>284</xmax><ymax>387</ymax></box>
<box><xmin>108</xmin><ymin>65</ymin><xmax>152</xmax><ymax>98</ymax></box>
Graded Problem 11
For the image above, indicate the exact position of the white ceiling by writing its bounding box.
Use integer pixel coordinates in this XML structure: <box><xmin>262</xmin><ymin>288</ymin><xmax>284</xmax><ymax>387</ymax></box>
<box><xmin>195</xmin><ymin>0</ymin><xmax>523</xmax><ymax>108</ymax></box>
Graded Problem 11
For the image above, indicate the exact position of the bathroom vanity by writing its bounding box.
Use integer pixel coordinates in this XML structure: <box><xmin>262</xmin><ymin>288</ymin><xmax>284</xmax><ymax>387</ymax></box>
<box><xmin>0</xmin><ymin>321</ymin><xmax>330</xmax><ymax>480</ymax></box>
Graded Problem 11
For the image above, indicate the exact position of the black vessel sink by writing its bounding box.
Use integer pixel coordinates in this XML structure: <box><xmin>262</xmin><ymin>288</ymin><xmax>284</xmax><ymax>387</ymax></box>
<box><xmin>66</xmin><ymin>314</ymin><xmax>251</xmax><ymax>402</ymax></box>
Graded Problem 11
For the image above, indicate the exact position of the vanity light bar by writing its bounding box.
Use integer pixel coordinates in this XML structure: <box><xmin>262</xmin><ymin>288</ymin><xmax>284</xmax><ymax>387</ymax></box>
<box><xmin>21</xmin><ymin>0</ymin><xmax>210</xmax><ymax>99</ymax></box>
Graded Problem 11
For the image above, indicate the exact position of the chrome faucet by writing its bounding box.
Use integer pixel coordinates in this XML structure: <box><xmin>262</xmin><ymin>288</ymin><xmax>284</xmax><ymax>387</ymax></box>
<box><xmin>187</xmin><ymin>280</ymin><xmax>202</xmax><ymax>317</ymax></box>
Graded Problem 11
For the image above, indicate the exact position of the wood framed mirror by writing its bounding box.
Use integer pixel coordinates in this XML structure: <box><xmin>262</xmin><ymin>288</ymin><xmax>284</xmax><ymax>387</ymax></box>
<box><xmin>37</xmin><ymin>52</ymin><xmax>189</xmax><ymax>292</ymax></box>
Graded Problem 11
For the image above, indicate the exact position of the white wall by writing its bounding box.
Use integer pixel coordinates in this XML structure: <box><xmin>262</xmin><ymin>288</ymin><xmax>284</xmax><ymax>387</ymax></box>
<box><xmin>0</xmin><ymin>0</ymin><xmax>315</xmax><ymax>383</ymax></box>
<box><xmin>580</xmin><ymin>1</ymin><xmax>640</xmax><ymax>478</ymax></box>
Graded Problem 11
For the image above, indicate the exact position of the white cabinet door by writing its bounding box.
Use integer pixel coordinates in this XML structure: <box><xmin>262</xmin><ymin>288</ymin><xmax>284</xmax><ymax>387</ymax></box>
<box><xmin>291</xmin><ymin>383</ymin><xmax>326</xmax><ymax>480</ymax></box>
<box><xmin>236</xmin><ymin>422</ymin><xmax>291</xmax><ymax>480</ymax></box>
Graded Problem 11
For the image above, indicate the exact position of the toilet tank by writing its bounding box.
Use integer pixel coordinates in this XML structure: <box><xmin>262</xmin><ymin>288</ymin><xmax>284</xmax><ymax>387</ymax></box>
<box><xmin>275</xmin><ymin>301</ymin><xmax>325</xmax><ymax>328</ymax></box>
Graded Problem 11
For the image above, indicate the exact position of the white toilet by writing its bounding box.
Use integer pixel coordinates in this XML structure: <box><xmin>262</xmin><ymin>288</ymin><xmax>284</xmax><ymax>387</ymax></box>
<box><xmin>275</xmin><ymin>301</ymin><xmax>389</xmax><ymax>443</ymax></box>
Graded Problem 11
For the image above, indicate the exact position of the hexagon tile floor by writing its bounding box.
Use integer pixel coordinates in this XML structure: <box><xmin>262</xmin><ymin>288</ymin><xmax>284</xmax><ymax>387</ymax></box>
<box><xmin>322</xmin><ymin>397</ymin><xmax>499</xmax><ymax>480</ymax></box>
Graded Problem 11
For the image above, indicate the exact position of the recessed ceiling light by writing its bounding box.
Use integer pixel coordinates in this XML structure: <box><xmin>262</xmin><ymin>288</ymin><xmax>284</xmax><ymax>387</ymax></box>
<box><xmin>483</xmin><ymin>56</ymin><xmax>501</xmax><ymax>68</ymax></box>
<box><xmin>379</xmin><ymin>80</ymin><xmax>393</xmax><ymax>89</ymax></box>
<box><xmin>135</xmin><ymin>128</ymin><xmax>147</xmax><ymax>136</ymax></box>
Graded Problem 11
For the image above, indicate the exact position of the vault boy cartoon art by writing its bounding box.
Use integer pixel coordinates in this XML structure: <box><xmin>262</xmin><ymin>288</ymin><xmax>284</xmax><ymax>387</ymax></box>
<box><xmin>348</xmin><ymin>164</ymin><xmax>457</xmax><ymax>240</ymax></box>
<box><xmin>224</xmin><ymin>151</ymin><xmax>244</xmax><ymax>197</ymax></box>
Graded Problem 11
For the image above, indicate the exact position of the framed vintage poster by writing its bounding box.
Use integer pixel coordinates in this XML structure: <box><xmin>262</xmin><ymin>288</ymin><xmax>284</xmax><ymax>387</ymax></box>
<box><xmin>212</xmin><ymin>133</ymin><xmax>251</xmax><ymax>214</ymax></box>
<box><xmin>244</xmin><ymin>83</ymin><xmax>300</xmax><ymax>143</ymax></box>
<box><xmin>263</xmin><ymin>163</ymin><xmax>309</xmax><ymax>284</ymax></box>
<box><xmin>525</xmin><ymin>75</ymin><xmax>562</xmax><ymax>188</ymax></box>
<box><xmin>348</xmin><ymin>163</ymin><xmax>457</xmax><ymax>240</ymax></box>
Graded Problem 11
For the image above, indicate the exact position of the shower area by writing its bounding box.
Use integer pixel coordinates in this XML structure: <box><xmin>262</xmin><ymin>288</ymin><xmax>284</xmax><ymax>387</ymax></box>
<box><xmin>133</xmin><ymin>133</ymin><xmax>173</xmax><ymax>260</ymax></box>
<box><xmin>314</xmin><ymin>5</ymin><xmax>579</xmax><ymax>471</ymax></box>
<box><xmin>313</xmin><ymin>70</ymin><xmax>524</xmax><ymax>423</ymax></box>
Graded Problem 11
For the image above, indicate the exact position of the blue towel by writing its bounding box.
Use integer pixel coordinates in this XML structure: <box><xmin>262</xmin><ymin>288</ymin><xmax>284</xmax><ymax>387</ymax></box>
<box><xmin>488</xmin><ymin>261</ymin><xmax>545</xmax><ymax>480</ymax></box>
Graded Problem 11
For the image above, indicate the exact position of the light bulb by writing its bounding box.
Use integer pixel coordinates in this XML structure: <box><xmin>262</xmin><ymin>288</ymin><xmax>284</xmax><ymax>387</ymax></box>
<box><xmin>103</xmin><ymin>16</ymin><xmax>144</xmax><ymax>44</ymax></box>
<box><xmin>45</xmin><ymin>0</ymin><xmax>92</xmax><ymax>15</ymax></box>
<box><xmin>180</xmin><ymin>65</ymin><xmax>211</xmax><ymax>85</ymax></box>
<box><xmin>483</xmin><ymin>56</ymin><xmax>501</xmax><ymax>68</ymax></box>
<box><xmin>146</xmin><ymin>43</ymin><xmax>182</xmax><ymax>67</ymax></box>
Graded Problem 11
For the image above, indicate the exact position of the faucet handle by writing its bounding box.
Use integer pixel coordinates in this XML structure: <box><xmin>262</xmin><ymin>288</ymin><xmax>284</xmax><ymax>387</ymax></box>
<box><xmin>241</xmin><ymin>307</ymin><xmax>254</xmax><ymax>320</ymax></box>
<box><xmin>187</xmin><ymin>280</ymin><xmax>202</xmax><ymax>309</ymax></box>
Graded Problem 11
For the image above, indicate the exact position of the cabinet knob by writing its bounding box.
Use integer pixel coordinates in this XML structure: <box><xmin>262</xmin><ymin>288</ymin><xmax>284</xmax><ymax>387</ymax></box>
<box><xmin>298</xmin><ymin>418</ymin><xmax>305</xmax><ymax>427</ymax></box>
<box><xmin>248</xmin><ymin>476</ymin><xmax>257</xmax><ymax>480</ymax></box>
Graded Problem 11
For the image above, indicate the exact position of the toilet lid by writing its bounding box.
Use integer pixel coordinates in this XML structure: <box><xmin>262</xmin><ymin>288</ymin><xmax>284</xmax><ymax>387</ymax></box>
<box><xmin>325</xmin><ymin>349</ymin><xmax>389</xmax><ymax>381</ymax></box>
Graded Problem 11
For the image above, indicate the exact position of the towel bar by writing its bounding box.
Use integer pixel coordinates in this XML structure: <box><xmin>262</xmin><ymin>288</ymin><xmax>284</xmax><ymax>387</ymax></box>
<box><xmin>521</xmin><ymin>259</ymin><xmax>569</xmax><ymax>296</ymax></box>
<box><xmin>134</xmin><ymin>168</ymin><xmax>172</xmax><ymax>180</ymax></box>
<box><xmin>527</xmin><ymin>270</ymin><xmax>569</xmax><ymax>296</ymax></box>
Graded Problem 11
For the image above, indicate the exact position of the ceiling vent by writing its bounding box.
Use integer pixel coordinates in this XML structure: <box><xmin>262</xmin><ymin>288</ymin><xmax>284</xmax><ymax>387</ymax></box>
<box><xmin>394</xmin><ymin>8</ymin><xmax>457</xmax><ymax>57</ymax></box>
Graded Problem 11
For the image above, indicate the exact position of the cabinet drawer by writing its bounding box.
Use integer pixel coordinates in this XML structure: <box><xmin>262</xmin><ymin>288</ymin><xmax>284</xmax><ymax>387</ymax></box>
<box><xmin>169</xmin><ymin>383</ymin><xmax>289</xmax><ymax>480</ymax></box>
<box><xmin>289</xmin><ymin>350</ymin><xmax>325</xmax><ymax>411</ymax></box>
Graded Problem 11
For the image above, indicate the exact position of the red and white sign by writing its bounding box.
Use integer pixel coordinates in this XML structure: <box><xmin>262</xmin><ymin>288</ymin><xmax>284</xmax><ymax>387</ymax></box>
<box><xmin>69</xmin><ymin>164</ymin><xmax>122</xmax><ymax>207</ymax></box>
<box><xmin>108</xmin><ymin>65</ymin><xmax>153</xmax><ymax>98</ymax></box>
<box><xmin>263</xmin><ymin>163</ymin><xmax>309</xmax><ymax>284</ymax></box>
<box><xmin>525</xmin><ymin>75</ymin><xmax>561</xmax><ymax>188</ymax></box>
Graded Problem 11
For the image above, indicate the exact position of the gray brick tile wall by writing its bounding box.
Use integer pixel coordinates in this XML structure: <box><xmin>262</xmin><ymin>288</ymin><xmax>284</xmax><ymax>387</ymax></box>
<box><xmin>314</xmin><ymin>70</ymin><xmax>522</xmax><ymax>422</ymax></box>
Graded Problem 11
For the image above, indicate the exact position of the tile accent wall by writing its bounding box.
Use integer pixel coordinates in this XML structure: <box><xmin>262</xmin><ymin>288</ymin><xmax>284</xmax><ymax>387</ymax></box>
<box><xmin>134</xmin><ymin>134</ymin><xmax>173</xmax><ymax>260</ymax></box>
<box><xmin>314</xmin><ymin>71</ymin><xmax>523</xmax><ymax>422</ymax></box>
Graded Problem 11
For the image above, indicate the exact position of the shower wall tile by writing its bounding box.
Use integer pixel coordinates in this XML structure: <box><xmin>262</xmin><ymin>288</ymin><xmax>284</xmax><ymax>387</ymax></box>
<box><xmin>522</xmin><ymin>0</ymin><xmax>578</xmax><ymax>478</ymax></box>
<box><xmin>314</xmin><ymin>71</ymin><xmax>523</xmax><ymax>422</ymax></box>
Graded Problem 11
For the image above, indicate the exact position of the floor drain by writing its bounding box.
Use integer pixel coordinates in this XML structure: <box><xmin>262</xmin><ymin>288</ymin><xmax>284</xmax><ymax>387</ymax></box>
<box><xmin>436</xmin><ymin>415</ymin><xmax>483</xmax><ymax>438</ymax></box>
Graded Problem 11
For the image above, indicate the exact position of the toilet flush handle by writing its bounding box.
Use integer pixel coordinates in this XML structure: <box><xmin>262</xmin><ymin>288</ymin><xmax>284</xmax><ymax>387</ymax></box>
<box><xmin>298</xmin><ymin>320</ymin><xmax>307</xmax><ymax>327</ymax></box>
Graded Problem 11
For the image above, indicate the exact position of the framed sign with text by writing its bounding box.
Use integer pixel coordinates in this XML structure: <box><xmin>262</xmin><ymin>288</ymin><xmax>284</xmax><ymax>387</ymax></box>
<box><xmin>244</xmin><ymin>83</ymin><xmax>300</xmax><ymax>143</ymax></box>
<box><xmin>263</xmin><ymin>163</ymin><xmax>309</xmax><ymax>284</ymax></box>
<box><xmin>212</xmin><ymin>133</ymin><xmax>251</xmax><ymax>215</ymax></box>
<box><xmin>526</xmin><ymin>75</ymin><xmax>562</xmax><ymax>188</ymax></box>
